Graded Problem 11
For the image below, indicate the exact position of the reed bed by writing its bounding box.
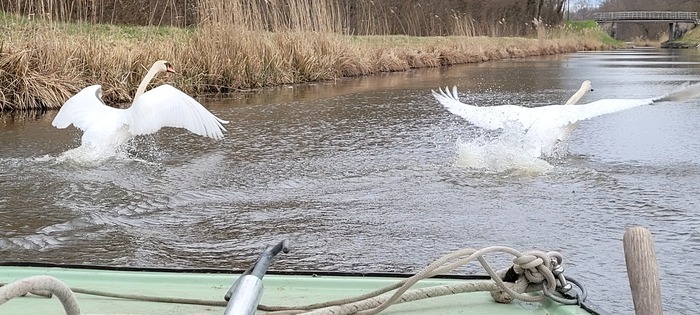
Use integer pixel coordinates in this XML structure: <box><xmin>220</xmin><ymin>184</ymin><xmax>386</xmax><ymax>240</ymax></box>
<box><xmin>0</xmin><ymin>0</ymin><xmax>612</xmax><ymax>111</ymax></box>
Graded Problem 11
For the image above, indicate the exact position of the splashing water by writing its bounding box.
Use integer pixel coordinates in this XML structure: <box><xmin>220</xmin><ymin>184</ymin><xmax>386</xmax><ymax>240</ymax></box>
<box><xmin>54</xmin><ymin>136</ymin><xmax>163</xmax><ymax>167</ymax></box>
<box><xmin>453</xmin><ymin>123</ymin><xmax>556</xmax><ymax>174</ymax></box>
<box><xmin>55</xmin><ymin>145</ymin><xmax>128</xmax><ymax>166</ymax></box>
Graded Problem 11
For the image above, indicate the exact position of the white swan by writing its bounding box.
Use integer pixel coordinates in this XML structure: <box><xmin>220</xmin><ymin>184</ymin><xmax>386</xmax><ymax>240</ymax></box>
<box><xmin>433</xmin><ymin>81</ymin><xmax>700</xmax><ymax>156</ymax></box>
<box><xmin>52</xmin><ymin>60</ymin><xmax>228</xmax><ymax>152</ymax></box>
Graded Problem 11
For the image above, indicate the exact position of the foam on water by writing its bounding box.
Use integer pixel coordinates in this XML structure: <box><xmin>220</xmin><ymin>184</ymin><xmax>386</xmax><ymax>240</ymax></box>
<box><xmin>55</xmin><ymin>145</ymin><xmax>126</xmax><ymax>166</ymax></box>
<box><xmin>53</xmin><ymin>137</ymin><xmax>163</xmax><ymax>167</ymax></box>
<box><xmin>455</xmin><ymin>138</ymin><xmax>554</xmax><ymax>174</ymax></box>
<box><xmin>452</xmin><ymin>122</ymin><xmax>557</xmax><ymax>174</ymax></box>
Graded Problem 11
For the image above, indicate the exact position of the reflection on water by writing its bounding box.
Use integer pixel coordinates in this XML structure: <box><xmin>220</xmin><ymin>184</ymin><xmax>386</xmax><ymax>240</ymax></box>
<box><xmin>1</xmin><ymin>48</ymin><xmax>700</xmax><ymax>314</ymax></box>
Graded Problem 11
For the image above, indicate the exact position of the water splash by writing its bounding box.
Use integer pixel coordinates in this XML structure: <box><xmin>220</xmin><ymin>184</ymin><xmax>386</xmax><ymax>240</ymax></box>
<box><xmin>453</xmin><ymin>124</ymin><xmax>555</xmax><ymax>174</ymax></box>
<box><xmin>55</xmin><ymin>145</ymin><xmax>127</xmax><ymax>166</ymax></box>
<box><xmin>54</xmin><ymin>136</ymin><xmax>163</xmax><ymax>166</ymax></box>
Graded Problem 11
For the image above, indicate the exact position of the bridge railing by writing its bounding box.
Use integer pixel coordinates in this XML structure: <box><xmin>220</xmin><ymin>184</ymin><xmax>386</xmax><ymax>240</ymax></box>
<box><xmin>593</xmin><ymin>11</ymin><xmax>698</xmax><ymax>22</ymax></box>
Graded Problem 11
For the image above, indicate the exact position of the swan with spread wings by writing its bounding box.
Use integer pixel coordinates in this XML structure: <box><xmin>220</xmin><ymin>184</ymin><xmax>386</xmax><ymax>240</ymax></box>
<box><xmin>52</xmin><ymin>60</ymin><xmax>228</xmax><ymax>152</ymax></box>
<box><xmin>432</xmin><ymin>81</ymin><xmax>700</xmax><ymax>156</ymax></box>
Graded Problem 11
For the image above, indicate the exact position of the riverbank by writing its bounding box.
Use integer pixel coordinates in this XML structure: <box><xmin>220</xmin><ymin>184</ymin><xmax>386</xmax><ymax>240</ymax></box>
<box><xmin>663</xmin><ymin>27</ymin><xmax>700</xmax><ymax>48</ymax></box>
<box><xmin>0</xmin><ymin>17</ymin><xmax>615</xmax><ymax>111</ymax></box>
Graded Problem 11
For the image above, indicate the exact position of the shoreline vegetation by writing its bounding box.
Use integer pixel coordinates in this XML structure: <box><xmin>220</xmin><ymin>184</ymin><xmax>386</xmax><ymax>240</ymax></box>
<box><xmin>0</xmin><ymin>1</ymin><xmax>617</xmax><ymax>111</ymax></box>
<box><xmin>664</xmin><ymin>27</ymin><xmax>700</xmax><ymax>48</ymax></box>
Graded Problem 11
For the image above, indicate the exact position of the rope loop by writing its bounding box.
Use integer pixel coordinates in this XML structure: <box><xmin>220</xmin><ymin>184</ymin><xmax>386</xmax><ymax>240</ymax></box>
<box><xmin>0</xmin><ymin>275</ymin><xmax>80</xmax><ymax>315</ymax></box>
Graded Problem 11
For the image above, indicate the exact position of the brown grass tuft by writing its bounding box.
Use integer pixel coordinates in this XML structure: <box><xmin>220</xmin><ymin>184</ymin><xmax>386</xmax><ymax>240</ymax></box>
<box><xmin>0</xmin><ymin>45</ymin><xmax>80</xmax><ymax>110</ymax></box>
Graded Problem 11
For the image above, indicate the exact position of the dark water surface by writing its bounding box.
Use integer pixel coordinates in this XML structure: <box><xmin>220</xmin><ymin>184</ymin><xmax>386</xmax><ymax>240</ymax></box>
<box><xmin>1</xmin><ymin>48</ymin><xmax>699</xmax><ymax>314</ymax></box>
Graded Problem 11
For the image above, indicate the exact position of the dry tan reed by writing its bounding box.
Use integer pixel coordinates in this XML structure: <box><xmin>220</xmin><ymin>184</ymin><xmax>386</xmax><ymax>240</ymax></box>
<box><xmin>0</xmin><ymin>44</ymin><xmax>79</xmax><ymax>111</ymax></box>
<box><xmin>0</xmin><ymin>0</ymin><xmax>612</xmax><ymax>110</ymax></box>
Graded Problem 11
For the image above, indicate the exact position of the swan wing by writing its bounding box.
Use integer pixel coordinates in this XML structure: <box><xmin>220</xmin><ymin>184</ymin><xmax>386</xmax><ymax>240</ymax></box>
<box><xmin>541</xmin><ymin>81</ymin><xmax>700</xmax><ymax>128</ymax></box>
<box><xmin>523</xmin><ymin>98</ymin><xmax>655</xmax><ymax>152</ymax></box>
<box><xmin>126</xmin><ymin>84</ymin><xmax>229</xmax><ymax>140</ymax></box>
<box><xmin>432</xmin><ymin>86</ymin><xmax>527</xmax><ymax>130</ymax></box>
<box><xmin>543</xmin><ymin>98</ymin><xmax>654</xmax><ymax>128</ymax></box>
<box><xmin>52</xmin><ymin>85</ymin><xmax>125</xmax><ymax>131</ymax></box>
<box><xmin>654</xmin><ymin>80</ymin><xmax>700</xmax><ymax>102</ymax></box>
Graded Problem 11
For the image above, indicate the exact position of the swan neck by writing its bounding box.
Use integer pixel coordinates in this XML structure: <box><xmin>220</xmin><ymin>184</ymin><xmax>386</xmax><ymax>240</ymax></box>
<box><xmin>565</xmin><ymin>87</ymin><xmax>587</xmax><ymax>105</ymax></box>
<box><xmin>134</xmin><ymin>65</ymin><xmax>161</xmax><ymax>100</ymax></box>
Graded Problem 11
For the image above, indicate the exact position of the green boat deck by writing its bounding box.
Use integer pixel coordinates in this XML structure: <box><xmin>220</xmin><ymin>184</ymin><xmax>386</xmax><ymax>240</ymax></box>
<box><xmin>0</xmin><ymin>265</ymin><xmax>598</xmax><ymax>314</ymax></box>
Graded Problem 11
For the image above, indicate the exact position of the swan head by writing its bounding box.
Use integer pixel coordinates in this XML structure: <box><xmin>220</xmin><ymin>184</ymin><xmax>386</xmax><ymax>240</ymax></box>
<box><xmin>154</xmin><ymin>60</ymin><xmax>177</xmax><ymax>74</ymax></box>
<box><xmin>582</xmin><ymin>80</ymin><xmax>593</xmax><ymax>92</ymax></box>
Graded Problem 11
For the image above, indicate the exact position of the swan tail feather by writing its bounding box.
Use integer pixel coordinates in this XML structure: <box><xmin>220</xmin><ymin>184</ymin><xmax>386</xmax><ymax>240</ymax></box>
<box><xmin>653</xmin><ymin>81</ymin><xmax>700</xmax><ymax>103</ymax></box>
<box><xmin>431</xmin><ymin>85</ymin><xmax>461</xmax><ymax>103</ymax></box>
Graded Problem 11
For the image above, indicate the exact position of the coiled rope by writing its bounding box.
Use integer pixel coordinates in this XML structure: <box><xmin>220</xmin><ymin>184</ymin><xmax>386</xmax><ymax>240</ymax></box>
<box><xmin>0</xmin><ymin>246</ymin><xmax>572</xmax><ymax>315</ymax></box>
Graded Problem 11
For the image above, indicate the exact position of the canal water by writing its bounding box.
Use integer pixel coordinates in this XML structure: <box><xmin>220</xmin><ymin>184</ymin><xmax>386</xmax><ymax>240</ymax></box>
<box><xmin>1</xmin><ymin>48</ymin><xmax>699</xmax><ymax>314</ymax></box>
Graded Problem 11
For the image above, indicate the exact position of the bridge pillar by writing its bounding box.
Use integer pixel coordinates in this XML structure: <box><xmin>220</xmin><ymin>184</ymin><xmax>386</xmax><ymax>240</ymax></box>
<box><xmin>669</xmin><ymin>23</ymin><xmax>676</xmax><ymax>40</ymax></box>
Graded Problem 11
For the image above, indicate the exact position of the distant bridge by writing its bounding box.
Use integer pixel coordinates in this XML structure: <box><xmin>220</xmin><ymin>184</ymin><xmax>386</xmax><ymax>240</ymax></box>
<box><xmin>593</xmin><ymin>11</ymin><xmax>698</xmax><ymax>24</ymax></box>
<box><xmin>593</xmin><ymin>11</ymin><xmax>698</xmax><ymax>40</ymax></box>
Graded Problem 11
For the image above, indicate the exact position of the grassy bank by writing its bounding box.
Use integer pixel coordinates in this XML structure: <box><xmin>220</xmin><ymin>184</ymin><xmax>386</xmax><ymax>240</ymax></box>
<box><xmin>0</xmin><ymin>14</ymin><xmax>613</xmax><ymax>111</ymax></box>
<box><xmin>664</xmin><ymin>27</ymin><xmax>700</xmax><ymax>48</ymax></box>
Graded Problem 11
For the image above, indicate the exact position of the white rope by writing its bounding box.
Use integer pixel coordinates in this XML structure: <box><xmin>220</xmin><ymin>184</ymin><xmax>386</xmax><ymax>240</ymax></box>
<box><xmin>0</xmin><ymin>275</ymin><xmax>80</xmax><ymax>315</ymax></box>
<box><xmin>263</xmin><ymin>246</ymin><xmax>563</xmax><ymax>315</ymax></box>
<box><xmin>303</xmin><ymin>281</ymin><xmax>499</xmax><ymax>315</ymax></box>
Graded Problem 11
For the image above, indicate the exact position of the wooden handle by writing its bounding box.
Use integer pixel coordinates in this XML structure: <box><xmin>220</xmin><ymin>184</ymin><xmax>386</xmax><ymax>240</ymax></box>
<box><xmin>623</xmin><ymin>226</ymin><xmax>663</xmax><ymax>315</ymax></box>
